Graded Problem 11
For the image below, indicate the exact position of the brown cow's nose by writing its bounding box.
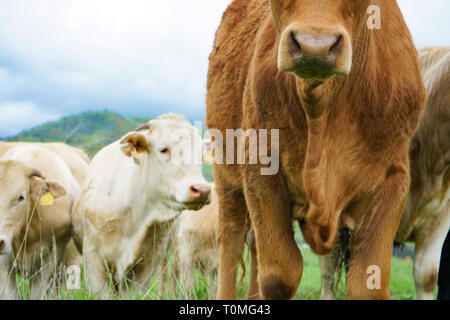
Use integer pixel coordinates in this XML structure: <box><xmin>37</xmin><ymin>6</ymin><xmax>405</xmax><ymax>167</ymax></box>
<box><xmin>289</xmin><ymin>32</ymin><xmax>342</xmax><ymax>65</ymax></box>
<box><xmin>278</xmin><ymin>24</ymin><xmax>352</xmax><ymax>80</ymax></box>
<box><xmin>188</xmin><ymin>184</ymin><xmax>211</xmax><ymax>203</ymax></box>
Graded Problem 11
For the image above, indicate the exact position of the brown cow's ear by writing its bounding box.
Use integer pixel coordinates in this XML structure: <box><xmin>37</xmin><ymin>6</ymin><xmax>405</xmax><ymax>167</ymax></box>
<box><xmin>120</xmin><ymin>132</ymin><xmax>150</xmax><ymax>157</ymax></box>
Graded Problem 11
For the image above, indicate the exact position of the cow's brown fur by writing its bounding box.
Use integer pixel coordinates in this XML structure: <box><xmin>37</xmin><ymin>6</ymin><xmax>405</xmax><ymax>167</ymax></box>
<box><xmin>320</xmin><ymin>46</ymin><xmax>450</xmax><ymax>300</ymax></box>
<box><xmin>207</xmin><ymin>0</ymin><xmax>425</xmax><ymax>300</ymax></box>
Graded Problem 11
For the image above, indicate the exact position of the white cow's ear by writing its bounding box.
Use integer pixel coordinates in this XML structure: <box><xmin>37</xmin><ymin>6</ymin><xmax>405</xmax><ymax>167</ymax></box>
<box><xmin>120</xmin><ymin>132</ymin><xmax>150</xmax><ymax>157</ymax></box>
<box><xmin>46</xmin><ymin>181</ymin><xmax>67</xmax><ymax>198</ymax></box>
<box><xmin>29</xmin><ymin>175</ymin><xmax>67</xmax><ymax>203</ymax></box>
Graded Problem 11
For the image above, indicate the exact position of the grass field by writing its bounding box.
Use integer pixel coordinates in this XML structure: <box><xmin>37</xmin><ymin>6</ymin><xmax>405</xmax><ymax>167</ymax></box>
<box><xmin>11</xmin><ymin>224</ymin><xmax>423</xmax><ymax>300</ymax></box>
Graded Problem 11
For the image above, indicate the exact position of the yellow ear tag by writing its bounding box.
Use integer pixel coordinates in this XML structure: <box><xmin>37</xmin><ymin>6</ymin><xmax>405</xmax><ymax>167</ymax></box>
<box><xmin>40</xmin><ymin>192</ymin><xmax>54</xmax><ymax>207</ymax></box>
<box><xmin>132</xmin><ymin>150</ymin><xmax>141</xmax><ymax>166</ymax></box>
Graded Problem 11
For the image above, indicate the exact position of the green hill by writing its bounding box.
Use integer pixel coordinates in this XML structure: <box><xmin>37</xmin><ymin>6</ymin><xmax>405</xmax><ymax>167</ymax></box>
<box><xmin>6</xmin><ymin>111</ymin><xmax>150</xmax><ymax>157</ymax></box>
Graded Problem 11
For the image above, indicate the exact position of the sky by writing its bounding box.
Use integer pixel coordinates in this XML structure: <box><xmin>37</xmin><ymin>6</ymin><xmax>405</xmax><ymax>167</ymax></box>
<box><xmin>0</xmin><ymin>0</ymin><xmax>449</xmax><ymax>137</ymax></box>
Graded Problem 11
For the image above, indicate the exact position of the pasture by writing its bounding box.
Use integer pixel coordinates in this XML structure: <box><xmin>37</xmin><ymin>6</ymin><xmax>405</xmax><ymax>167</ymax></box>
<box><xmin>11</xmin><ymin>225</ymin><xmax>422</xmax><ymax>300</ymax></box>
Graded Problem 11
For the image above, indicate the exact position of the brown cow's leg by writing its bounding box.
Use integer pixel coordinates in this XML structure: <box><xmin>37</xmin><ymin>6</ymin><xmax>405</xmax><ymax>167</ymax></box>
<box><xmin>216</xmin><ymin>187</ymin><xmax>249</xmax><ymax>300</ymax></box>
<box><xmin>346</xmin><ymin>167</ymin><xmax>409</xmax><ymax>300</ymax></box>
<box><xmin>247</xmin><ymin>230</ymin><xmax>263</xmax><ymax>300</ymax></box>
<box><xmin>244</xmin><ymin>174</ymin><xmax>303</xmax><ymax>300</ymax></box>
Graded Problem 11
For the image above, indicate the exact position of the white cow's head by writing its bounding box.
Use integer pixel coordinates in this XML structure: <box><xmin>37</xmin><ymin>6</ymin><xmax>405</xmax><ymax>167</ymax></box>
<box><xmin>119</xmin><ymin>113</ymin><xmax>211</xmax><ymax>211</ymax></box>
<box><xmin>0</xmin><ymin>160</ymin><xmax>66</xmax><ymax>256</ymax></box>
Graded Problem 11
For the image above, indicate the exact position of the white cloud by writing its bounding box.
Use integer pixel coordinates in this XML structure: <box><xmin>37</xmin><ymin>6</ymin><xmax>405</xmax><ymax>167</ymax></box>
<box><xmin>0</xmin><ymin>101</ymin><xmax>60</xmax><ymax>136</ymax></box>
<box><xmin>0</xmin><ymin>0</ymin><xmax>448</xmax><ymax>136</ymax></box>
<box><xmin>0</xmin><ymin>0</ymin><xmax>232</xmax><ymax>111</ymax></box>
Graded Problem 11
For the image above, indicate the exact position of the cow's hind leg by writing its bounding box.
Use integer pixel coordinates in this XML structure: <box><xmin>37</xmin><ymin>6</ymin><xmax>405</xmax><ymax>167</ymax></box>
<box><xmin>414</xmin><ymin>210</ymin><xmax>450</xmax><ymax>300</ymax></box>
<box><xmin>320</xmin><ymin>247</ymin><xmax>341</xmax><ymax>300</ymax></box>
<box><xmin>438</xmin><ymin>230</ymin><xmax>450</xmax><ymax>300</ymax></box>
<box><xmin>216</xmin><ymin>185</ymin><xmax>249</xmax><ymax>300</ymax></box>
<box><xmin>246</xmin><ymin>229</ymin><xmax>263</xmax><ymax>300</ymax></box>
<box><xmin>320</xmin><ymin>228</ymin><xmax>351</xmax><ymax>300</ymax></box>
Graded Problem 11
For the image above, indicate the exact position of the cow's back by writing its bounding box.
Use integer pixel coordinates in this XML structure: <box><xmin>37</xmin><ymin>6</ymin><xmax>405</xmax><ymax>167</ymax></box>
<box><xmin>0</xmin><ymin>141</ymin><xmax>89</xmax><ymax>185</ymax></box>
<box><xmin>207</xmin><ymin>0</ymin><xmax>269</xmax><ymax>132</ymax></box>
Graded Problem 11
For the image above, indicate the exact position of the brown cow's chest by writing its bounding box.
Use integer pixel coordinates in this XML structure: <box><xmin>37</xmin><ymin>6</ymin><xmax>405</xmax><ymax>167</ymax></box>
<box><xmin>280</xmin><ymin>141</ymin><xmax>308</xmax><ymax>210</ymax></box>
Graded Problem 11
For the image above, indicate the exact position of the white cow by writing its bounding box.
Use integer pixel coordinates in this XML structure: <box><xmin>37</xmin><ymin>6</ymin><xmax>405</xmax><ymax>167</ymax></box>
<box><xmin>72</xmin><ymin>113</ymin><xmax>211</xmax><ymax>296</ymax></box>
<box><xmin>320</xmin><ymin>46</ymin><xmax>450</xmax><ymax>300</ymax></box>
<box><xmin>0</xmin><ymin>142</ymin><xmax>90</xmax><ymax>267</ymax></box>
<box><xmin>159</xmin><ymin>184</ymin><xmax>218</xmax><ymax>299</ymax></box>
<box><xmin>0</xmin><ymin>145</ymin><xmax>80</xmax><ymax>299</ymax></box>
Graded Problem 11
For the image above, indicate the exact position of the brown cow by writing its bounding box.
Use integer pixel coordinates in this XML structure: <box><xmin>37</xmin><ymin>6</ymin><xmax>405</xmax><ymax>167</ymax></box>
<box><xmin>207</xmin><ymin>0</ymin><xmax>425</xmax><ymax>300</ymax></box>
<box><xmin>320</xmin><ymin>46</ymin><xmax>450</xmax><ymax>300</ymax></box>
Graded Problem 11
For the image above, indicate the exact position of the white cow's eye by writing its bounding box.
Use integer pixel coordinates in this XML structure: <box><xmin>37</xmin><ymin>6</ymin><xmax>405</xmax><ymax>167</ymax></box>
<box><xmin>17</xmin><ymin>195</ymin><xmax>25</xmax><ymax>204</ymax></box>
<box><xmin>159</xmin><ymin>147</ymin><xmax>170</xmax><ymax>155</ymax></box>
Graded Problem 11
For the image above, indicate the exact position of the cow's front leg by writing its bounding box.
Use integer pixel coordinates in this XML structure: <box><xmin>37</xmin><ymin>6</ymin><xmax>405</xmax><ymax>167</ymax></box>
<box><xmin>414</xmin><ymin>208</ymin><xmax>450</xmax><ymax>300</ymax></box>
<box><xmin>0</xmin><ymin>257</ymin><xmax>17</xmax><ymax>300</ymax></box>
<box><xmin>244</xmin><ymin>172</ymin><xmax>303</xmax><ymax>300</ymax></box>
<box><xmin>83</xmin><ymin>244</ymin><xmax>110</xmax><ymax>297</ymax></box>
<box><xmin>216</xmin><ymin>185</ymin><xmax>249</xmax><ymax>300</ymax></box>
<box><xmin>346</xmin><ymin>165</ymin><xmax>409</xmax><ymax>300</ymax></box>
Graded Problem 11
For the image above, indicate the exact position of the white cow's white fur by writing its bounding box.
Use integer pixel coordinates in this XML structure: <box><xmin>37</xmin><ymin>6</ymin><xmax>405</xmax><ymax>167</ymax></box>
<box><xmin>72</xmin><ymin>113</ymin><xmax>210</xmax><ymax>295</ymax></box>
<box><xmin>159</xmin><ymin>184</ymin><xmax>218</xmax><ymax>299</ymax></box>
<box><xmin>0</xmin><ymin>145</ymin><xmax>79</xmax><ymax>299</ymax></box>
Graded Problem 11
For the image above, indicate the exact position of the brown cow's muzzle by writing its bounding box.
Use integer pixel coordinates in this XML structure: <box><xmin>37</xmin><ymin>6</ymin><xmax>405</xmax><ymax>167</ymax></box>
<box><xmin>278</xmin><ymin>24</ymin><xmax>352</xmax><ymax>81</ymax></box>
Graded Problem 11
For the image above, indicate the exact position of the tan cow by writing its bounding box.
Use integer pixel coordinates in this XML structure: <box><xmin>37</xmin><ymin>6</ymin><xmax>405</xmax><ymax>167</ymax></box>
<box><xmin>0</xmin><ymin>142</ymin><xmax>89</xmax><ymax>185</ymax></box>
<box><xmin>72</xmin><ymin>114</ymin><xmax>211</xmax><ymax>296</ymax></box>
<box><xmin>0</xmin><ymin>145</ymin><xmax>80</xmax><ymax>299</ymax></box>
<box><xmin>207</xmin><ymin>0</ymin><xmax>425</xmax><ymax>300</ymax></box>
<box><xmin>159</xmin><ymin>184</ymin><xmax>218</xmax><ymax>299</ymax></box>
<box><xmin>0</xmin><ymin>141</ymin><xmax>90</xmax><ymax>266</ymax></box>
<box><xmin>320</xmin><ymin>46</ymin><xmax>450</xmax><ymax>300</ymax></box>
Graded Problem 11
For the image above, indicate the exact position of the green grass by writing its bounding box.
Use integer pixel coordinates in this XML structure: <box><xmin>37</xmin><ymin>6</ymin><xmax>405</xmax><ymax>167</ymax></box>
<box><xmin>27</xmin><ymin>250</ymin><xmax>415</xmax><ymax>300</ymax></box>
<box><xmin>12</xmin><ymin>228</ymin><xmax>421</xmax><ymax>300</ymax></box>
<box><xmin>3</xmin><ymin>111</ymin><xmax>422</xmax><ymax>300</ymax></box>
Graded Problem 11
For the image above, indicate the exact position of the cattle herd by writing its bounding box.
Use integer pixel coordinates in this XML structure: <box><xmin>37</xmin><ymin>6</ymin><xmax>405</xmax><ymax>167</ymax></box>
<box><xmin>0</xmin><ymin>0</ymin><xmax>449</xmax><ymax>300</ymax></box>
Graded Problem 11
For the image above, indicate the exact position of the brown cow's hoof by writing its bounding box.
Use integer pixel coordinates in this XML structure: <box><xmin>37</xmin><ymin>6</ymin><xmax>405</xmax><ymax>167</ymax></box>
<box><xmin>260</xmin><ymin>275</ymin><xmax>296</xmax><ymax>300</ymax></box>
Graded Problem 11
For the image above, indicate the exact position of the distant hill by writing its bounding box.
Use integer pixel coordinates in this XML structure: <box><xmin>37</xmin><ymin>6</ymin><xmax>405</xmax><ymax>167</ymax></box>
<box><xmin>5</xmin><ymin>111</ymin><xmax>150</xmax><ymax>157</ymax></box>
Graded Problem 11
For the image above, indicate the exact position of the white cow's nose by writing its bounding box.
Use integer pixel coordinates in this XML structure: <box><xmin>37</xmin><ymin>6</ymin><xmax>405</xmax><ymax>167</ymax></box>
<box><xmin>186</xmin><ymin>184</ymin><xmax>211</xmax><ymax>204</ymax></box>
<box><xmin>0</xmin><ymin>235</ymin><xmax>10</xmax><ymax>255</ymax></box>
